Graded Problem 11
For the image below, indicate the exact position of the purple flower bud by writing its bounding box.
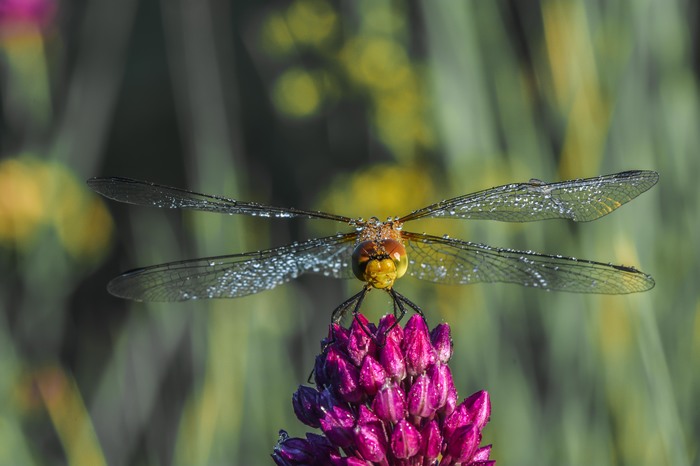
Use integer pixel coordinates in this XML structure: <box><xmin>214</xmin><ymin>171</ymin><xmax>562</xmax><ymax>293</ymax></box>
<box><xmin>292</xmin><ymin>385</ymin><xmax>323</xmax><ymax>428</ymax></box>
<box><xmin>330</xmin><ymin>456</ymin><xmax>372</xmax><ymax>466</ymax></box>
<box><xmin>329</xmin><ymin>323</ymin><xmax>349</xmax><ymax>348</ymax></box>
<box><xmin>324</xmin><ymin>346</ymin><xmax>363</xmax><ymax>403</ymax></box>
<box><xmin>430</xmin><ymin>323</ymin><xmax>453</xmax><ymax>363</ymax></box>
<box><xmin>356</xmin><ymin>404</ymin><xmax>381</xmax><ymax>424</ymax></box>
<box><xmin>305</xmin><ymin>432</ymin><xmax>338</xmax><ymax>459</ymax></box>
<box><xmin>359</xmin><ymin>355</ymin><xmax>387</xmax><ymax>396</ymax></box>
<box><xmin>464</xmin><ymin>390</ymin><xmax>491</xmax><ymax>430</ymax></box>
<box><xmin>347</xmin><ymin>314</ymin><xmax>376</xmax><ymax>366</ymax></box>
<box><xmin>427</xmin><ymin>363</ymin><xmax>453</xmax><ymax>411</ymax></box>
<box><xmin>272</xmin><ymin>430</ymin><xmax>338</xmax><ymax>465</ymax></box>
<box><xmin>403</xmin><ymin>315</ymin><xmax>436</xmax><ymax>376</ymax></box>
<box><xmin>407</xmin><ymin>373</ymin><xmax>437</xmax><ymax>418</ymax></box>
<box><xmin>442</xmin><ymin>382</ymin><xmax>458</xmax><ymax>416</ymax></box>
<box><xmin>272</xmin><ymin>431</ymin><xmax>312</xmax><ymax>465</ymax></box>
<box><xmin>379</xmin><ymin>337</ymin><xmax>406</xmax><ymax>381</ymax></box>
<box><xmin>372</xmin><ymin>381</ymin><xmax>406</xmax><ymax>423</ymax></box>
<box><xmin>319</xmin><ymin>400</ymin><xmax>356</xmax><ymax>448</ymax></box>
<box><xmin>313</xmin><ymin>351</ymin><xmax>331</xmax><ymax>388</ymax></box>
<box><xmin>377</xmin><ymin>314</ymin><xmax>404</xmax><ymax>346</ymax></box>
<box><xmin>443</xmin><ymin>403</ymin><xmax>468</xmax><ymax>441</ymax></box>
<box><xmin>445</xmin><ymin>423</ymin><xmax>480</xmax><ymax>463</ymax></box>
<box><xmin>353</xmin><ymin>407</ymin><xmax>388</xmax><ymax>462</ymax></box>
<box><xmin>390</xmin><ymin>419</ymin><xmax>421</xmax><ymax>459</ymax></box>
<box><xmin>472</xmin><ymin>444</ymin><xmax>493</xmax><ymax>462</ymax></box>
<box><xmin>420</xmin><ymin>420</ymin><xmax>442</xmax><ymax>461</ymax></box>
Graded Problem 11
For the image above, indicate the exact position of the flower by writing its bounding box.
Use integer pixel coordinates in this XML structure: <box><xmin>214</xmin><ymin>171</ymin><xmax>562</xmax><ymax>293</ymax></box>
<box><xmin>0</xmin><ymin>0</ymin><xmax>57</xmax><ymax>31</ymax></box>
<box><xmin>273</xmin><ymin>313</ymin><xmax>494</xmax><ymax>465</ymax></box>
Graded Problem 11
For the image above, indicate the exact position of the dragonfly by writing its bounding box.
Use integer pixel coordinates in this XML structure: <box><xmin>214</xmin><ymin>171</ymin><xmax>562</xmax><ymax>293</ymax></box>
<box><xmin>88</xmin><ymin>170</ymin><xmax>658</xmax><ymax>324</ymax></box>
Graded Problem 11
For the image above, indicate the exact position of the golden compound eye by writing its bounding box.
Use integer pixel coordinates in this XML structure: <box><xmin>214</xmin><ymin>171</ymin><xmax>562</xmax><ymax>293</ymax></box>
<box><xmin>352</xmin><ymin>239</ymin><xmax>408</xmax><ymax>288</ymax></box>
<box><xmin>381</xmin><ymin>239</ymin><xmax>408</xmax><ymax>279</ymax></box>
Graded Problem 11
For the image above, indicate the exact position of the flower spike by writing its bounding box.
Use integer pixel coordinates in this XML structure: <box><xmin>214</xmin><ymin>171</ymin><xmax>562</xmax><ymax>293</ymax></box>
<box><xmin>273</xmin><ymin>313</ymin><xmax>495</xmax><ymax>465</ymax></box>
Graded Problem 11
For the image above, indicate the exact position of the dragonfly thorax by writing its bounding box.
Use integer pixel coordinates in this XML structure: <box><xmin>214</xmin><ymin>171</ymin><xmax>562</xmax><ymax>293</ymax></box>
<box><xmin>351</xmin><ymin>239</ymin><xmax>408</xmax><ymax>289</ymax></box>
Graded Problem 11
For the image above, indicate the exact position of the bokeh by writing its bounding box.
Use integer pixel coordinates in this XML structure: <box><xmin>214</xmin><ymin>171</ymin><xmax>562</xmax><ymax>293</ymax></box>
<box><xmin>1</xmin><ymin>1</ymin><xmax>698</xmax><ymax>464</ymax></box>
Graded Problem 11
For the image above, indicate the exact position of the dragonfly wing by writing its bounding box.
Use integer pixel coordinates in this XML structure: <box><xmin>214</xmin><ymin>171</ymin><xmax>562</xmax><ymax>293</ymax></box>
<box><xmin>402</xmin><ymin>232</ymin><xmax>654</xmax><ymax>294</ymax></box>
<box><xmin>88</xmin><ymin>177</ymin><xmax>352</xmax><ymax>222</ymax></box>
<box><xmin>399</xmin><ymin>170</ymin><xmax>658</xmax><ymax>223</ymax></box>
<box><xmin>108</xmin><ymin>233</ymin><xmax>357</xmax><ymax>302</ymax></box>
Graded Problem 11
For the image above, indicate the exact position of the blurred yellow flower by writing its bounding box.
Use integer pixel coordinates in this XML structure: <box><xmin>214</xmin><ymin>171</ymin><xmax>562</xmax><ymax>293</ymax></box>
<box><xmin>317</xmin><ymin>163</ymin><xmax>435</xmax><ymax>221</ymax></box>
<box><xmin>260</xmin><ymin>11</ymin><xmax>296</xmax><ymax>57</ymax></box>
<box><xmin>286</xmin><ymin>0</ymin><xmax>337</xmax><ymax>47</ymax></box>
<box><xmin>0</xmin><ymin>157</ymin><xmax>47</xmax><ymax>245</ymax></box>
<box><xmin>272</xmin><ymin>67</ymin><xmax>323</xmax><ymax>118</ymax></box>
<box><xmin>341</xmin><ymin>36</ymin><xmax>412</xmax><ymax>91</ymax></box>
<box><xmin>52</xmin><ymin>176</ymin><xmax>113</xmax><ymax>262</ymax></box>
<box><xmin>0</xmin><ymin>156</ymin><xmax>112</xmax><ymax>260</ymax></box>
<box><xmin>374</xmin><ymin>84</ymin><xmax>435</xmax><ymax>159</ymax></box>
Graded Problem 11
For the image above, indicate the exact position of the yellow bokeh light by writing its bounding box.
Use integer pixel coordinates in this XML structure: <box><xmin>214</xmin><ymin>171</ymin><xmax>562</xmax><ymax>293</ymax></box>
<box><xmin>0</xmin><ymin>156</ymin><xmax>112</xmax><ymax>259</ymax></box>
<box><xmin>318</xmin><ymin>163</ymin><xmax>435</xmax><ymax>221</ymax></box>
<box><xmin>260</xmin><ymin>11</ymin><xmax>295</xmax><ymax>57</ymax></box>
<box><xmin>285</xmin><ymin>0</ymin><xmax>337</xmax><ymax>47</ymax></box>
<box><xmin>341</xmin><ymin>36</ymin><xmax>412</xmax><ymax>91</ymax></box>
<box><xmin>0</xmin><ymin>157</ymin><xmax>49</xmax><ymax>245</ymax></box>
<box><xmin>272</xmin><ymin>67</ymin><xmax>322</xmax><ymax>118</ymax></box>
<box><xmin>53</xmin><ymin>183</ymin><xmax>113</xmax><ymax>262</ymax></box>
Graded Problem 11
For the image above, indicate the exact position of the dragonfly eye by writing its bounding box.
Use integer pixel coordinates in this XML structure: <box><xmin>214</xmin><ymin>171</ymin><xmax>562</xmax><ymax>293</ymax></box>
<box><xmin>351</xmin><ymin>240</ymin><xmax>408</xmax><ymax>289</ymax></box>
<box><xmin>382</xmin><ymin>239</ymin><xmax>408</xmax><ymax>278</ymax></box>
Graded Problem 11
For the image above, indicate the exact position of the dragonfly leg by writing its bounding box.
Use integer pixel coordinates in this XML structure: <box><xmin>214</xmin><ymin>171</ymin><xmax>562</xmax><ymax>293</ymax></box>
<box><xmin>331</xmin><ymin>287</ymin><xmax>368</xmax><ymax>325</ymax></box>
<box><xmin>389</xmin><ymin>288</ymin><xmax>427</xmax><ymax>326</ymax></box>
<box><xmin>350</xmin><ymin>286</ymin><xmax>379</xmax><ymax>340</ymax></box>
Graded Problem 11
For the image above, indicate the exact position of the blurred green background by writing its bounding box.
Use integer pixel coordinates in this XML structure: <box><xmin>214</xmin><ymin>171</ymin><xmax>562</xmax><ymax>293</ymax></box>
<box><xmin>1</xmin><ymin>0</ymin><xmax>698</xmax><ymax>464</ymax></box>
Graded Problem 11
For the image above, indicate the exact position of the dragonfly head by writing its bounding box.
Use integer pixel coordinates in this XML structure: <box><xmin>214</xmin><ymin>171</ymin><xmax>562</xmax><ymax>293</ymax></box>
<box><xmin>352</xmin><ymin>239</ymin><xmax>408</xmax><ymax>289</ymax></box>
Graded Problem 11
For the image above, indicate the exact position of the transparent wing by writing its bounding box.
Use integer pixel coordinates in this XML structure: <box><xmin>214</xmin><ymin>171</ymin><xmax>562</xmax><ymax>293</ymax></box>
<box><xmin>108</xmin><ymin>233</ymin><xmax>358</xmax><ymax>302</ymax></box>
<box><xmin>88</xmin><ymin>177</ymin><xmax>352</xmax><ymax>222</ymax></box>
<box><xmin>399</xmin><ymin>170</ymin><xmax>658</xmax><ymax>223</ymax></box>
<box><xmin>402</xmin><ymin>232</ymin><xmax>654</xmax><ymax>294</ymax></box>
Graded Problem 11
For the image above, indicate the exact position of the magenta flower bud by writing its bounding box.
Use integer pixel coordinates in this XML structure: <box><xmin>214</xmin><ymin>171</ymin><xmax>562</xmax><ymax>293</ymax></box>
<box><xmin>427</xmin><ymin>363</ymin><xmax>453</xmax><ymax>411</ymax></box>
<box><xmin>353</xmin><ymin>407</ymin><xmax>388</xmax><ymax>462</ymax></box>
<box><xmin>407</xmin><ymin>373</ymin><xmax>437</xmax><ymax>418</ymax></box>
<box><xmin>443</xmin><ymin>403</ymin><xmax>468</xmax><ymax>441</ymax></box>
<box><xmin>372</xmin><ymin>381</ymin><xmax>406</xmax><ymax>423</ymax></box>
<box><xmin>358</xmin><ymin>355</ymin><xmax>387</xmax><ymax>396</ymax></box>
<box><xmin>391</xmin><ymin>419</ymin><xmax>421</xmax><ymax>459</ymax></box>
<box><xmin>430</xmin><ymin>322</ymin><xmax>453</xmax><ymax>363</ymax></box>
<box><xmin>324</xmin><ymin>346</ymin><xmax>362</xmax><ymax>403</ymax></box>
<box><xmin>403</xmin><ymin>315</ymin><xmax>436</xmax><ymax>376</ymax></box>
<box><xmin>319</xmin><ymin>402</ymin><xmax>356</xmax><ymax>448</ymax></box>
<box><xmin>442</xmin><ymin>382</ymin><xmax>458</xmax><ymax>416</ymax></box>
<box><xmin>330</xmin><ymin>456</ymin><xmax>372</xmax><ymax>466</ymax></box>
<box><xmin>356</xmin><ymin>404</ymin><xmax>382</xmax><ymax>426</ymax></box>
<box><xmin>379</xmin><ymin>337</ymin><xmax>406</xmax><ymax>381</ymax></box>
<box><xmin>292</xmin><ymin>385</ymin><xmax>323</xmax><ymax>428</ymax></box>
<box><xmin>420</xmin><ymin>420</ymin><xmax>442</xmax><ymax>461</ymax></box>
<box><xmin>472</xmin><ymin>444</ymin><xmax>493</xmax><ymax>462</ymax></box>
<box><xmin>445</xmin><ymin>423</ymin><xmax>480</xmax><ymax>463</ymax></box>
<box><xmin>329</xmin><ymin>323</ymin><xmax>349</xmax><ymax>348</ymax></box>
<box><xmin>464</xmin><ymin>390</ymin><xmax>491</xmax><ymax>430</ymax></box>
<box><xmin>376</xmin><ymin>314</ymin><xmax>404</xmax><ymax>346</ymax></box>
<box><xmin>347</xmin><ymin>313</ymin><xmax>376</xmax><ymax>366</ymax></box>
